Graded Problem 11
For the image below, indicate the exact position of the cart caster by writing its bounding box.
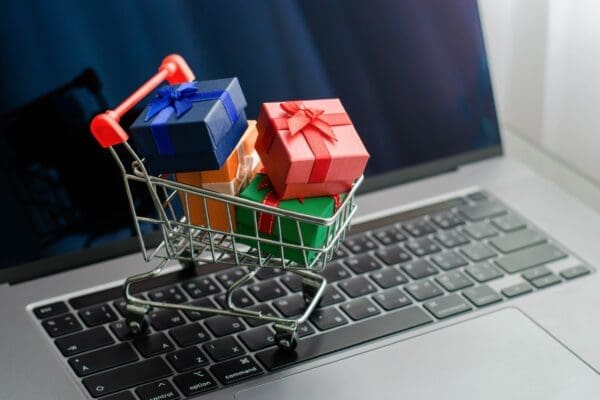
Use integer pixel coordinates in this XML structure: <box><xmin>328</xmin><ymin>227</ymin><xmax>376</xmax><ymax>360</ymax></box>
<box><xmin>126</xmin><ymin>313</ymin><xmax>149</xmax><ymax>335</ymax></box>
<box><xmin>275</xmin><ymin>331</ymin><xmax>298</xmax><ymax>351</ymax></box>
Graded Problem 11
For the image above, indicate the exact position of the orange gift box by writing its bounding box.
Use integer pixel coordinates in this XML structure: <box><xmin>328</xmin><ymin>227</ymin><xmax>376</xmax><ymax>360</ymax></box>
<box><xmin>176</xmin><ymin>120</ymin><xmax>261</xmax><ymax>232</ymax></box>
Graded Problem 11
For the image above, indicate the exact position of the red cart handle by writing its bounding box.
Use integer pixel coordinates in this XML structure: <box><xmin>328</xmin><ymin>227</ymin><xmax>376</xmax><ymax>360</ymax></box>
<box><xmin>90</xmin><ymin>54</ymin><xmax>195</xmax><ymax>148</ymax></box>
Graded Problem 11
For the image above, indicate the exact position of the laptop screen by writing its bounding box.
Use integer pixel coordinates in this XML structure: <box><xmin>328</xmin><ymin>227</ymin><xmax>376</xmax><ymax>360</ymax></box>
<box><xmin>0</xmin><ymin>0</ymin><xmax>500</xmax><ymax>276</ymax></box>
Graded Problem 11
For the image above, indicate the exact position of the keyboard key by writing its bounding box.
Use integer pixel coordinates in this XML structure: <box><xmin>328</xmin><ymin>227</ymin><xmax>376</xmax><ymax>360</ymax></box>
<box><xmin>243</xmin><ymin>304</ymin><xmax>278</xmax><ymax>327</ymax></box>
<box><xmin>434</xmin><ymin>230</ymin><xmax>470</xmax><ymax>248</ymax></box>
<box><xmin>560</xmin><ymin>265</ymin><xmax>591</xmax><ymax>280</ymax></box>
<box><xmin>79</xmin><ymin>304</ymin><xmax>117</xmax><ymax>327</ymax></box>
<box><xmin>402</xmin><ymin>218</ymin><xmax>437</xmax><ymax>237</ymax></box>
<box><xmin>256</xmin><ymin>306</ymin><xmax>432</xmax><ymax>371</ymax></box>
<box><xmin>372</xmin><ymin>288</ymin><xmax>413</xmax><ymax>311</ymax></box>
<box><xmin>167</xmin><ymin>346</ymin><xmax>209</xmax><ymax>372</ymax></box>
<box><xmin>424</xmin><ymin>294</ymin><xmax>472</xmax><ymax>319</ymax></box>
<box><xmin>55</xmin><ymin>326</ymin><xmax>114</xmax><ymax>356</ymax></box>
<box><xmin>319</xmin><ymin>286</ymin><xmax>346</xmax><ymax>306</ymax></box>
<box><xmin>463</xmin><ymin>285</ymin><xmax>502</xmax><ymax>307</ymax></box>
<box><xmin>69</xmin><ymin>342</ymin><xmax>138</xmax><ymax>377</ymax></box>
<box><xmin>343</xmin><ymin>235</ymin><xmax>378</xmax><ymax>254</ymax></box>
<box><xmin>113</xmin><ymin>295</ymin><xmax>146</xmax><ymax>318</ymax></box>
<box><xmin>280</xmin><ymin>274</ymin><xmax>302</xmax><ymax>292</ymax></box>
<box><xmin>135</xmin><ymin>380</ymin><xmax>179</xmax><ymax>400</ymax></box>
<box><xmin>430</xmin><ymin>211</ymin><xmax>464</xmax><ymax>230</ymax></box>
<box><xmin>374</xmin><ymin>246</ymin><xmax>412</xmax><ymax>265</ymax></box>
<box><xmin>372</xmin><ymin>227</ymin><xmax>407</xmax><ymax>245</ymax></box>
<box><xmin>149</xmin><ymin>309</ymin><xmax>185</xmax><ymax>331</ymax></box>
<box><xmin>501</xmin><ymin>282</ymin><xmax>533</xmax><ymax>298</ymax></box>
<box><xmin>310</xmin><ymin>307</ymin><xmax>348</xmax><ymax>330</ymax></box>
<box><xmin>431</xmin><ymin>251</ymin><xmax>468</xmax><ymax>271</ymax></box>
<box><xmin>211</xmin><ymin>356</ymin><xmax>263</xmax><ymax>385</ymax></box>
<box><xmin>492</xmin><ymin>214</ymin><xmax>526</xmax><ymax>232</ymax></box>
<box><xmin>148</xmin><ymin>286</ymin><xmax>187</xmax><ymax>304</ymax></box>
<box><xmin>495</xmin><ymin>243</ymin><xmax>566</xmax><ymax>273</ymax></box>
<box><xmin>239</xmin><ymin>326</ymin><xmax>277</xmax><ymax>351</ymax></box>
<box><xmin>405</xmin><ymin>238</ymin><xmax>441</xmax><ymax>256</ymax></box>
<box><xmin>460</xmin><ymin>243</ymin><xmax>497</xmax><ymax>261</ymax></box>
<box><xmin>522</xmin><ymin>266</ymin><xmax>552</xmax><ymax>281</ymax></box>
<box><xmin>173</xmin><ymin>369</ymin><xmax>217</xmax><ymax>396</ymax></box>
<box><xmin>216</xmin><ymin>268</ymin><xmax>249</xmax><ymax>288</ymax></box>
<box><xmin>490</xmin><ymin>229</ymin><xmax>546</xmax><ymax>253</ymax></box>
<box><xmin>463</xmin><ymin>221</ymin><xmax>498</xmax><ymax>240</ymax></box>
<box><xmin>341</xmin><ymin>298</ymin><xmax>381</xmax><ymax>321</ymax></box>
<box><xmin>401</xmin><ymin>259</ymin><xmax>438</xmax><ymax>280</ymax></box>
<box><xmin>181</xmin><ymin>277</ymin><xmax>220</xmax><ymax>299</ymax></box>
<box><xmin>344</xmin><ymin>254</ymin><xmax>382</xmax><ymax>274</ymax></box>
<box><xmin>215</xmin><ymin>289</ymin><xmax>255</xmax><ymax>308</ymax></box>
<box><xmin>467</xmin><ymin>191</ymin><xmax>489</xmax><ymax>202</ymax></box>
<box><xmin>331</xmin><ymin>246</ymin><xmax>349</xmax><ymax>260</ymax></box>
<box><xmin>34</xmin><ymin>301</ymin><xmax>68</xmax><ymax>319</ymax></box>
<box><xmin>42</xmin><ymin>313</ymin><xmax>82</xmax><ymax>337</ymax></box>
<box><xmin>205</xmin><ymin>315</ymin><xmax>245</xmax><ymax>337</ymax></box>
<box><xmin>255</xmin><ymin>267</ymin><xmax>285</xmax><ymax>280</ymax></box>
<box><xmin>297</xmin><ymin>322</ymin><xmax>316</xmax><ymax>337</ymax></box>
<box><xmin>338</xmin><ymin>276</ymin><xmax>377</xmax><ymax>298</ymax></box>
<box><xmin>133</xmin><ymin>333</ymin><xmax>175</xmax><ymax>357</ymax></box>
<box><xmin>435</xmin><ymin>271</ymin><xmax>474</xmax><ymax>292</ymax></box>
<box><xmin>465</xmin><ymin>262</ymin><xmax>504</xmax><ymax>283</ymax></box>
<box><xmin>203</xmin><ymin>336</ymin><xmax>245</xmax><ymax>362</ymax></box>
<box><xmin>321</xmin><ymin>262</ymin><xmax>351</xmax><ymax>282</ymax></box>
<box><xmin>404</xmin><ymin>280</ymin><xmax>443</xmax><ymax>301</ymax></box>
<box><xmin>531</xmin><ymin>274</ymin><xmax>561</xmax><ymax>289</ymax></box>
<box><xmin>82</xmin><ymin>357</ymin><xmax>172</xmax><ymax>398</ymax></box>
<box><xmin>274</xmin><ymin>294</ymin><xmax>305</xmax><ymax>317</ymax></box>
<box><xmin>101</xmin><ymin>392</ymin><xmax>135</xmax><ymax>400</ymax></box>
<box><xmin>170</xmin><ymin>323</ymin><xmax>210</xmax><ymax>347</ymax></box>
<box><xmin>370</xmin><ymin>268</ymin><xmax>407</xmax><ymax>289</ymax></box>
<box><xmin>183</xmin><ymin>298</ymin><xmax>217</xmax><ymax>321</ymax></box>
<box><xmin>248</xmin><ymin>280</ymin><xmax>286</xmax><ymax>301</ymax></box>
<box><xmin>459</xmin><ymin>202</ymin><xmax>506</xmax><ymax>221</ymax></box>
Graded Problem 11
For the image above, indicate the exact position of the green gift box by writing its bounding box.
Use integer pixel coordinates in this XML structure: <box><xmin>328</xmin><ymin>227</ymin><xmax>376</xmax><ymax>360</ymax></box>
<box><xmin>236</xmin><ymin>174</ymin><xmax>344</xmax><ymax>264</ymax></box>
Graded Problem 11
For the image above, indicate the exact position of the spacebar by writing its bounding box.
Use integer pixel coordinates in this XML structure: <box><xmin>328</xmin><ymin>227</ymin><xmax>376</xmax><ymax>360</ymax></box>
<box><xmin>256</xmin><ymin>306</ymin><xmax>432</xmax><ymax>371</ymax></box>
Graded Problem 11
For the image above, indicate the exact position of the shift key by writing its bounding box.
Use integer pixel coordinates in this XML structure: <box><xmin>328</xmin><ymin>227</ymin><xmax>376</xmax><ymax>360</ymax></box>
<box><xmin>82</xmin><ymin>357</ymin><xmax>172</xmax><ymax>398</ymax></box>
<box><xmin>495</xmin><ymin>244</ymin><xmax>566</xmax><ymax>273</ymax></box>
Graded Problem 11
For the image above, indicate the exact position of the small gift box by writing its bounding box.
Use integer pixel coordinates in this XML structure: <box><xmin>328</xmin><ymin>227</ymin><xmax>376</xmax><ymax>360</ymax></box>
<box><xmin>256</xmin><ymin>99</ymin><xmax>369</xmax><ymax>199</ymax></box>
<box><xmin>176</xmin><ymin>121</ymin><xmax>262</xmax><ymax>232</ymax></box>
<box><xmin>130</xmin><ymin>78</ymin><xmax>248</xmax><ymax>174</ymax></box>
<box><xmin>236</xmin><ymin>173</ymin><xmax>344</xmax><ymax>264</ymax></box>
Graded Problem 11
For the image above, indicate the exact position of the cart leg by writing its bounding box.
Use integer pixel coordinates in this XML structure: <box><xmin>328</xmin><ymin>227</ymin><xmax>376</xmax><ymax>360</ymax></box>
<box><xmin>273</xmin><ymin>323</ymin><xmax>298</xmax><ymax>351</ymax></box>
<box><xmin>301</xmin><ymin>275</ymin><xmax>323</xmax><ymax>305</ymax></box>
<box><xmin>126</xmin><ymin>302</ymin><xmax>150</xmax><ymax>335</ymax></box>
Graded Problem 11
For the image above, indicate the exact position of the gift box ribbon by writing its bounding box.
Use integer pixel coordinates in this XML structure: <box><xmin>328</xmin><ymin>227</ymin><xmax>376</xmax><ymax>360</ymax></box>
<box><xmin>256</xmin><ymin>175</ymin><xmax>342</xmax><ymax>235</ymax></box>
<box><xmin>144</xmin><ymin>82</ymin><xmax>239</xmax><ymax>155</ymax></box>
<box><xmin>200</xmin><ymin>150</ymin><xmax>260</xmax><ymax>194</ymax></box>
<box><xmin>263</xmin><ymin>101</ymin><xmax>352</xmax><ymax>183</ymax></box>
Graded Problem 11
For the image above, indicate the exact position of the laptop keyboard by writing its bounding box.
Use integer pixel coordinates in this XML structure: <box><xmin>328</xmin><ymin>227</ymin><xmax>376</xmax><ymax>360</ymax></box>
<box><xmin>31</xmin><ymin>191</ymin><xmax>593</xmax><ymax>399</ymax></box>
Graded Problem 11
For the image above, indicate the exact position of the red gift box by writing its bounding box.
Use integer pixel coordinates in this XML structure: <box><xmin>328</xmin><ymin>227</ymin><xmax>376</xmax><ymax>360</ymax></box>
<box><xmin>256</xmin><ymin>99</ymin><xmax>369</xmax><ymax>199</ymax></box>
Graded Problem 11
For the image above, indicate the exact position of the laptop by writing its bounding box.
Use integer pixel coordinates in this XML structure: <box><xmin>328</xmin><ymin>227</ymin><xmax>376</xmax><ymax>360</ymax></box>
<box><xmin>2</xmin><ymin>1</ymin><xmax>600</xmax><ymax>399</ymax></box>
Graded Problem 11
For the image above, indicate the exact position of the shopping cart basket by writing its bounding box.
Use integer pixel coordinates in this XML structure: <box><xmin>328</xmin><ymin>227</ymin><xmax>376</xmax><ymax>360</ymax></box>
<box><xmin>90</xmin><ymin>54</ymin><xmax>363</xmax><ymax>350</ymax></box>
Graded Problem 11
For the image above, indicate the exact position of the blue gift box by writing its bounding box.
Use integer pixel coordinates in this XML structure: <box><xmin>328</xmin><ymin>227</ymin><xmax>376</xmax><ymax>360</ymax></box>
<box><xmin>130</xmin><ymin>78</ymin><xmax>248</xmax><ymax>174</ymax></box>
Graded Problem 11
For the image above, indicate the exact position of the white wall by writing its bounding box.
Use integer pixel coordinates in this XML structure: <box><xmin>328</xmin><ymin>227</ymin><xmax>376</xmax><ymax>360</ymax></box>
<box><xmin>479</xmin><ymin>0</ymin><xmax>600</xmax><ymax>185</ymax></box>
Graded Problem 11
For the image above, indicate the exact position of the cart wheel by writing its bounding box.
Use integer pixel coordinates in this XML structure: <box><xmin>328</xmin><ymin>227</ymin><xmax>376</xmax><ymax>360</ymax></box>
<box><xmin>275</xmin><ymin>331</ymin><xmax>298</xmax><ymax>351</ymax></box>
<box><xmin>127</xmin><ymin>314</ymin><xmax>148</xmax><ymax>335</ymax></box>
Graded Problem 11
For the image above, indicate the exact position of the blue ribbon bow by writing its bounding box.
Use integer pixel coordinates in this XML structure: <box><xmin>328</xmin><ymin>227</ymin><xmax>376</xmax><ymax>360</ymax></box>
<box><xmin>144</xmin><ymin>82</ymin><xmax>239</xmax><ymax>156</ymax></box>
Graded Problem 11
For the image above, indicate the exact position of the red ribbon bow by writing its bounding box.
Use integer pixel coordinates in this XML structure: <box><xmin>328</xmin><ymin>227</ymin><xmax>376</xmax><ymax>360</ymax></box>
<box><xmin>280</xmin><ymin>102</ymin><xmax>338</xmax><ymax>142</ymax></box>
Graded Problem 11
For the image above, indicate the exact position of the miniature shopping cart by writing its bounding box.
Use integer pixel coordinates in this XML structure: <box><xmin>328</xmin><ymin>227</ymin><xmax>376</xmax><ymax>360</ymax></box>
<box><xmin>90</xmin><ymin>55</ymin><xmax>363</xmax><ymax>350</ymax></box>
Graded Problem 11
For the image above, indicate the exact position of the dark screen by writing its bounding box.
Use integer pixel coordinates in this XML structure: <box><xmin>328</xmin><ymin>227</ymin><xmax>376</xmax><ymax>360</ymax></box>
<box><xmin>0</xmin><ymin>0</ymin><xmax>500</xmax><ymax>270</ymax></box>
